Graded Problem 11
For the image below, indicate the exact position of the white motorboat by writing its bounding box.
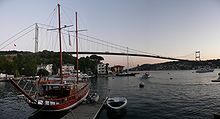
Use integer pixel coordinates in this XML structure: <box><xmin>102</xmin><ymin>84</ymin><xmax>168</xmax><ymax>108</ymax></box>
<box><xmin>212</xmin><ymin>73</ymin><xmax>220</xmax><ymax>82</ymax></box>
<box><xmin>106</xmin><ymin>97</ymin><xmax>127</xmax><ymax>110</ymax></box>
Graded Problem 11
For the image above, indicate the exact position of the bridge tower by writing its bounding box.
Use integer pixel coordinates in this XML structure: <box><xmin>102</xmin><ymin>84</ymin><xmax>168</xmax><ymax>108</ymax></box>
<box><xmin>127</xmin><ymin>47</ymin><xmax>129</xmax><ymax>72</ymax></box>
<box><xmin>34</xmin><ymin>23</ymin><xmax>39</xmax><ymax>53</ymax></box>
<box><xmin>195</xmin><ymin>51</ymin><xmax>201</xmax><ymax>61</ymax></box>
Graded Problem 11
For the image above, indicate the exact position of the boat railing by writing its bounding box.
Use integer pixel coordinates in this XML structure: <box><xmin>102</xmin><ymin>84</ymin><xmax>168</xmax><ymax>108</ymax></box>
<box><xmin>28</xmin><ymin>96</ymin><xmax>69</xmax><ymax>105</ymax></box>
<box><xmin>35</xmin><ymin>95</ymin><xmax>73</xmax><ymax>105</ymax></box>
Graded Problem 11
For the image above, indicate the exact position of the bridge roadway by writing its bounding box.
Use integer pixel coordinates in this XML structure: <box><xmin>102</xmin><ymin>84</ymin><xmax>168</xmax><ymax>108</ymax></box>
<box><xmin>67</xmin><ymin>51</ymin><xmax>192</xmax><ymax>61</ymax></box>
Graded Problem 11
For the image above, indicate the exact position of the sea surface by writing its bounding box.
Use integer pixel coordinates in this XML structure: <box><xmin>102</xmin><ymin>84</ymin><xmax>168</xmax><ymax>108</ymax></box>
<box><xmin>1</xmin><ymin>70</ymin><xmax>220</xmax><ymax>119</ymax></box>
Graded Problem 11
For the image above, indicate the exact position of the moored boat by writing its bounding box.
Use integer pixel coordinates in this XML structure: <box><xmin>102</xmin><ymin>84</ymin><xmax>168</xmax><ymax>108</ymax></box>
<box><xmin>8</xmin><ymin>4</ymin><xmax>90</xmax><ymax>112</ymax></box>
<box><xmin>27</xmin><ymin>82</ymin><xmax>89</xmax><ymax>112</ymax></box>
<box><xmin>106</xmin><ymin>97</ymin><xmax>127</xmax><ymax>110</ymax></box>
<box><xmin>212</xmin><ymin>73</ymin><xmax>220</xmax><ymax>82</ymax></box>
<box><xmin>142</xmin><ymin>72</ymin><xmax>151</xmax><ymax>79</ymax></box>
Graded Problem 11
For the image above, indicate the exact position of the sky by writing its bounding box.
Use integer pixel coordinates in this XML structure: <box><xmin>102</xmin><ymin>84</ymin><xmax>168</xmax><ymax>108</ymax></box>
<box><xmin>1</xmin><ymin>0</ymin><xmax>220</xmax><ymax>67</ymax></box>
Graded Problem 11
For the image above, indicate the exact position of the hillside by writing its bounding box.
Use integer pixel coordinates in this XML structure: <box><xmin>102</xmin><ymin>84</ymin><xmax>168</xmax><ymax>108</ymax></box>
<box><xmin>131</xmin><ymin>60</ymin><xmax>220</xmax><ymax>71</ymax></box>
<box><xmin>0</xmin><ymin>50</ymin><xmax>103</xmax><ymax>76</ymax></box>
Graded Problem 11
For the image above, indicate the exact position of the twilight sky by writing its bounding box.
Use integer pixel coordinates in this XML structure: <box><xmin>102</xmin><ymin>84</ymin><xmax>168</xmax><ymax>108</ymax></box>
<box><xmin>1</xmin><ymin>0</ymin><xmax>220</xmax><ymax>67</ymax></box>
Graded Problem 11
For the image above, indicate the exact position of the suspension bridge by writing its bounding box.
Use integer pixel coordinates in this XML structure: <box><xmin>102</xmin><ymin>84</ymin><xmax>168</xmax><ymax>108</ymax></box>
<box><xmin>0</xmin><ymin>23</ymin><xmax>195</xmax><ymax>64</ymax></box>
<box><xmin>67</xmin><ymin>52</ymin><xmax>191</xmax><ymax>61</ymax></box>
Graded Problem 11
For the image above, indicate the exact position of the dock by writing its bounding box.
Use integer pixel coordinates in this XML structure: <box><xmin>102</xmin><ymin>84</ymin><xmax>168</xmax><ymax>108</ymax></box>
<box><xmin>61</xmin><ymin>97</ymin><xmax>107</xmax><ymax>119</ymax></box>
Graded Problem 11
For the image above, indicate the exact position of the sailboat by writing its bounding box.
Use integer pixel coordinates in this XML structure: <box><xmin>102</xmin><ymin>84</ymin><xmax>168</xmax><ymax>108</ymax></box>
<box><xmin>116</xmin><ymin>47</ymin><xmax>137</xmax><ymax>76</ymax></box>
<box><xmin>9</xmin><ymin>4</ymin><xmax>89</xmax><ymax>112</ymax></box>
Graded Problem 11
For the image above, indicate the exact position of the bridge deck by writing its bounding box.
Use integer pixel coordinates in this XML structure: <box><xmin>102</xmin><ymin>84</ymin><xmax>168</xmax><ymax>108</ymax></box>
<box><xmin>67</xmin><ymin>51</ymin><xmax>192</xmax><ymax>61</ymax></box>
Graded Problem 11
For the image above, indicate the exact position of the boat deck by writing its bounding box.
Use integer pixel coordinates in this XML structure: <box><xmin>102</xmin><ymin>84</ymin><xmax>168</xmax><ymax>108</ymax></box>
<box><xmin>61</xmin><ymin>97</ymin><xmax>107</xmax><ymax>119</ymax></box>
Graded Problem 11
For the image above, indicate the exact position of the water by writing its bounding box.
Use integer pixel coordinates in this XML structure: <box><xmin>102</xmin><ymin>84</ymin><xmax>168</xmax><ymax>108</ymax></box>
<box><xmin>1</xmin><ymin>70</ymin><xmax>220</xmax><ymax>119</ymax></box>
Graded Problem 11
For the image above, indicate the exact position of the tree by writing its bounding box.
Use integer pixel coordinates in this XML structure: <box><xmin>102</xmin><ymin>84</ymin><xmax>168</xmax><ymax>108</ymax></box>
<box><xmin>14</xmin><ymin>53</ymin><xmax>37</xmax><ymax>76</ymax></box>
<box><xmin>0</xmin><ymin>50</ymin><xmax>107</xmax><ymax>76</ymax></box>
<box><xmin>90</xmin><ymin>55</ymin><xmax>104</xmax><ymax>63</ymax></box>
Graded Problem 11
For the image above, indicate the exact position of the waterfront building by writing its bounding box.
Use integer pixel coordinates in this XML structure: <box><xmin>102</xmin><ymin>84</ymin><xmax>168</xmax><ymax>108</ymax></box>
<box><xmin>97</xmin><ymin>63</ymin><xmax>109</xmax><ymax>75</ymax></box>
<box><xmin>0</xmin><ymin>73</ymin><xmax>6</xmax><ymax>78</ymax></box>
<box><xmin>0</xmin><ymin>73</ymin><xmax>14</xmax><ymax>78</ymax></box>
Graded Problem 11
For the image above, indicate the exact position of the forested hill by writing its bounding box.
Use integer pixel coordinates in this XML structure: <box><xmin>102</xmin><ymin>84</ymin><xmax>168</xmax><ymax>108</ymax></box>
<box><xmin>0</xmin><ymin>50</ymin><xmax>104</xmax><ymax>76</ymax></box>
<box><xmin>131</xmin><ymin>60</ymin><xmax>220</xmax><ymax>71</ymax></box>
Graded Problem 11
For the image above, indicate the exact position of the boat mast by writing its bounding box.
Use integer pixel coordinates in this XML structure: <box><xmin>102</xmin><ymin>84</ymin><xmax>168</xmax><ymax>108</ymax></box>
<box><xmin>76</xmin><ymin>12</ymin><xmax>79</xmax><ymax>83</ymax></box>
<box><xmin>58</xmin><ymin>4</ymin><xmax>63</xmax><ymax>81</ymax></box>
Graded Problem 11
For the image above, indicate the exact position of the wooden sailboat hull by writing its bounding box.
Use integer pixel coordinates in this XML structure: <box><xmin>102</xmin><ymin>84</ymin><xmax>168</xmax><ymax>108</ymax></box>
<box><xmin>27</xmin><ymin>84</ymin><xmax>89</xmax><ymax>112</ymax></box>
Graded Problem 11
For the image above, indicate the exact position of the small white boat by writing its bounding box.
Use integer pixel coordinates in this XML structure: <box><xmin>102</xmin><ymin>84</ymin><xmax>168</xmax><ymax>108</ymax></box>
<box><xmin>212</xmin><ymin>73</ymin><xmax>220</xmax><ymax>82</ymax></box>
<box><xmin>106</xmin><ymin>97</ymin><xmax>127</xmax><ymax>110</ymax></box>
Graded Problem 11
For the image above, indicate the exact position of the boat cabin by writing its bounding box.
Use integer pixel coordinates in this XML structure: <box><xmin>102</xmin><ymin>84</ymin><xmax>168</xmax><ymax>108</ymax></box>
<box><xmin>40</xmin><ymin>83</ymin><xmax>77</xmax><ymax>99</ymax></box>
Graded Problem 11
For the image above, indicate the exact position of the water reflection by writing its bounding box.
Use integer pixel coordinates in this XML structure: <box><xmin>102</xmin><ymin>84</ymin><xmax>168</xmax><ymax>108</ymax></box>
<box><xmin>90</xmin><ymin>77</ymin><xmax>109</xmax><ymax>97</ymax></box>
<box><xmin>2</xmin><ymin>70</ymin><xmax>220</xmax><ymax>119</ymax></box>
<box><xmin>106</xmin><ymin>108</ymin><xmax>127</xmax><ymax>119</ymax></box>
<box><xmin>29</xmin><ymin>111</ymin><xmax>69</xmax><ymax>119</ymax></box>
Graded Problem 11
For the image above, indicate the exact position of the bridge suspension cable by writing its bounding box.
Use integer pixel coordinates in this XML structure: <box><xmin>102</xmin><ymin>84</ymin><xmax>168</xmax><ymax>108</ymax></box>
<box><xmin>36</xmin><ymin>23</ymin><xmax>160</xmax><ymax>56</ymax></box>
<box><xmin>0</xmin><ymin>24</ymin><xmax>35</xmax><ymax>50</ymax></box>
<box><xmin>0</xmin><ymin>23</ymin><xmax>192</xmax><ymax>61</ymax></box>
<box><xmin>78</xmin><ymin>33</ymin><xmax>159</xmax><ymax>56</ymax></box>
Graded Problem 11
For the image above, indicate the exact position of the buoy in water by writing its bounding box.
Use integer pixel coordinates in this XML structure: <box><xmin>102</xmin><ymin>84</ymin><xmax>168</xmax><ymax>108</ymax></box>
<box><xmin>139</xmin><ymin>82</ymin><xmax>144</xmax><ymax>88</ymax></box>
